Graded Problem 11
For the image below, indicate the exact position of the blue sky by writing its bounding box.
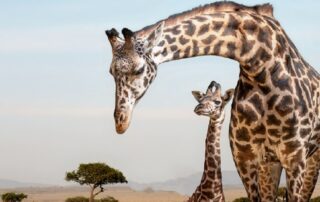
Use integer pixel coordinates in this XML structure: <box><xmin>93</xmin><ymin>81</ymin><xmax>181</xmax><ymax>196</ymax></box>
<box><xmin>0</xmin><ymin>1</ymin><xmax>319</xmax><ymax>185</ymax></box>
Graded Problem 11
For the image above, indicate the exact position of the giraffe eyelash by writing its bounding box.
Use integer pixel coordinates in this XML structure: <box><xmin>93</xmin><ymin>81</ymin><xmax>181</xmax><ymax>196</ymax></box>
<box><xmin>134</xmin><ymin>66</ymin><xmax>145</xmax><ymax>75</ymax></box>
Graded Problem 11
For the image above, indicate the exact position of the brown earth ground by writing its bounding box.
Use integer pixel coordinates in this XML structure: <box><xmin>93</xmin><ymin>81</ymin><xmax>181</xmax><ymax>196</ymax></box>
<box><xmin>1</xmin><ymin>184</ymin><xmax>319</xmax><ymax>202</ymax></box>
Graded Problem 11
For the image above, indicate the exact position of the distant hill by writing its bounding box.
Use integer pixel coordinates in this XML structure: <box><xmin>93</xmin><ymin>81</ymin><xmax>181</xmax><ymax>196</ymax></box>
<box><xmin>129</xmin><ymin>170</ymin><xmax>287</xmax><ymax>195</ymax></box>
<box><xmin>0</xmin><ymin>179</ymin><xmax>49</xmax><ymax>189</ymax></box>
<box><xmin>0</xmin><ymin>171</ymin><xmax>302</xmax><ymax>195</ymax></box>
<box><xmin>129</xmin><ymin>171</ymin><xmax>242</xmax><ymax>195</ymax></box>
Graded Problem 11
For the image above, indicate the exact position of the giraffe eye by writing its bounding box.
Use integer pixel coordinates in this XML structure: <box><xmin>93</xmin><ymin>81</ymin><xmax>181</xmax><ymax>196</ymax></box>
<box><xmin>214</xmin><ymin>100</ymin><xmax>221</xmax><ymax>105</ymax></box>
<box><xmin>134</xmin><ymin>66</ymin><xmax>145</xmax><ymax>75</ymax></box>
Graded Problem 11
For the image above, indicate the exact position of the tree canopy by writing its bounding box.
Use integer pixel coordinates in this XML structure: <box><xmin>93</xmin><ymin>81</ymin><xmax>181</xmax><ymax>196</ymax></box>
<box><xmin>66</xmin><ymin>162</ymin><xmax>127</xmax><ymax>185</ymax></box>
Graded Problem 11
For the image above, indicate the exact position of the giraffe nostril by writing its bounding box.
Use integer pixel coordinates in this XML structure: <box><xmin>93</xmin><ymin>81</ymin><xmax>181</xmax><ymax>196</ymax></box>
<box><xmin>114</xmin><ymin>110</ymin><xmax>123</xmax><ymax>120</ymax></box>
<box><xmin>119</xmin><ymin>114</ymin><xmax>125</xmax><ymax>122</ymax></box>
<box><xmin>114</xmin><ymin>109</ymin><xmax>129</xmax><ymax>123</ymax></box>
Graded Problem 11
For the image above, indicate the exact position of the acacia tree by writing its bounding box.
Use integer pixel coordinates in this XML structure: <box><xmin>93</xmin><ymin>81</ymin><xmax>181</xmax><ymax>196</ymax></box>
<box><xmin>65</xmin><ymin>163</ymin><xmax>127</xmax><ymax>202</ymax></box>
<box><xmin>1</xmin><ymin>192</ymin><xmax>27</xmax><ymax>202</ymax></box>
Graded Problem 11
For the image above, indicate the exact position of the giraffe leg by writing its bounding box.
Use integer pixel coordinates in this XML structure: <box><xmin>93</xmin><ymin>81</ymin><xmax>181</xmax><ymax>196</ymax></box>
<box><xmin>230</xmin><ymin>135</ymin><xmax>260</xmax><ymax>201</ymax></box>
<box><xmin>301</xmin><ymin>149</ymin><xmax>320</xmax><ymax>200</ymax></box>
<box><xmin>257</xmin><ymin>161</ymin><xmax>282</xmax><ymax>202</ymax></box>
<box><xmin>284</xmin><ymin>160</ymin><xmax>307</xmax><ymax>202</ymax></box>
<box><xmin>234</xmin><ymin>160</ymin><xmax>260</xmax><ymax>201</ymax></box>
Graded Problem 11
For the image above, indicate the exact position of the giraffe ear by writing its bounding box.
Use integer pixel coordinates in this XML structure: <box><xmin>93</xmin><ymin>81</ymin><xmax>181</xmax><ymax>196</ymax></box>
<box><xmin>144</xmin><ymin>21</ymin><xmax>165</xmax><ymax>52</ymax></box>
<box><xmin>222</xmin><ymin>89</ymin><xmax>234</xmax><ymax>104</ymax></box>
<box><xmin>192</xmin><ymin>91</ymin><xmax>204</xmax><ymax>102</ymax></box>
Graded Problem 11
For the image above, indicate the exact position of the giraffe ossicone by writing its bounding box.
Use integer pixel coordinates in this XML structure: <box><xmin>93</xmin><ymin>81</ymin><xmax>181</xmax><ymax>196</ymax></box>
<box><xmin>188</xmin><ymin>81</ymin><xmax>233</xmax><ymax>202</ymax></box>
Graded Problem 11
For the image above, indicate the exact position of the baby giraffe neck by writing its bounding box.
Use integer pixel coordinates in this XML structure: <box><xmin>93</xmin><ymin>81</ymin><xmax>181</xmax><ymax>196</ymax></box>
<box><xmin>189</xmin><ymin>117</ymin><xmax>225</xmax><ymax>202</ymax></box>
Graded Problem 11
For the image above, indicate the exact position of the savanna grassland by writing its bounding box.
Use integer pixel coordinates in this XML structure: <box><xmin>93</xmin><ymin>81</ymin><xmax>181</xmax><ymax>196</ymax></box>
<box><xmin>1</xmin><ymin>184</ymin><xmax>320</xmax><ymax>202</ymax></box>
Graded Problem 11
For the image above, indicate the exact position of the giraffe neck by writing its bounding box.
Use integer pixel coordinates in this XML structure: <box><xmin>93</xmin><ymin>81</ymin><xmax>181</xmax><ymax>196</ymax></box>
<box><xmin>138</xmin><ymin>11</ymin><xmax>277</xmax><ymax>72</ymax></box>
<box><xmin>137</xmin><ymin>9</ymin><xmax>320</xmax><ymax>90</ymax></box>
<box><xmin>189</xmin><ymin>117</ymin><xmax>225</xmax><ymax>202</ymax></box>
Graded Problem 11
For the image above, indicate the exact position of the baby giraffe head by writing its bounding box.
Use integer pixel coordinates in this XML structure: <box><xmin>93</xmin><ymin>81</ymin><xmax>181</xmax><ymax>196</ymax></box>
<box><xmin>192</xmin><ymin>81</ymin><xmax>234</xmax><ymax>120</ymax></box>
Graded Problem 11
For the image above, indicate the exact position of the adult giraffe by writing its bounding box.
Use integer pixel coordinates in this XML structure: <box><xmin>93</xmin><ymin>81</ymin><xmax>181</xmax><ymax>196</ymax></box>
<box><xmin>105</xmin><ymin>2</ymin><xmax>319</xmax><ymax>201</ymax></box>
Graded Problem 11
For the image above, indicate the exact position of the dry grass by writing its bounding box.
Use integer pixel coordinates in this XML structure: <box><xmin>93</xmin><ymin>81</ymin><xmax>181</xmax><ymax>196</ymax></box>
<box><xmin>1</xmin><ymin>184</ymin><xmax>319</xmax><ymax>202</ymax></box>
<box><xmin>0</xmin><ymin>186</ymin><xmax>187</xmax><ymax>202</ymax></box>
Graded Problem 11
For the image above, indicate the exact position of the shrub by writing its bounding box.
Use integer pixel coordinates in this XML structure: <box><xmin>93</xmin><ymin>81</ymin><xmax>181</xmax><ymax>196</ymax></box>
<box><xmin>99</xmin><ymin>196</ymin><xmax>118</xmax><ymax>202</ymax></box>
<box><xmin>65</xmin><ymin>196</ymin><xmax>118</xmax><ymax>202</ymax></box>
<box><xmin>311</xmin><ymin>196</ymin><xmax>320</xmax><ymax>202</ymax></box>
<box><xmin>233</xmin><ymin>197</ymin><xmax>250</xmax><ymax>202</ymax></box>
<box><xmin>276</xmin><ymin>186</ymin><xmax>287</xmax><ymax>202</ymax></box>
<box><xmin>65</xmin><ymin>196</ymin><xmax>89</xmax><ymax>202</ymax></box>
<box><xmin>1</xmin><ymin>192</ymin><xmax>27</xmax><ymax>202</ymax></box>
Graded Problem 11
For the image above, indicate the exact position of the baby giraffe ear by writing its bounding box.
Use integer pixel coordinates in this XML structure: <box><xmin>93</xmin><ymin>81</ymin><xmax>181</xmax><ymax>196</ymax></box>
<box><xmin>192</xmin><ymin>91</ymin><xmax>204</xmax><ymax>102</ymax></box>
<box><xmin>222</xmin><ymin>89</ymin><xmax>235</xmax><ymax>104</ymax></box>
<box><xmin>144</xmin><ymin>21</ymin><xmax>165</xmax><ymax>52</ymax></box>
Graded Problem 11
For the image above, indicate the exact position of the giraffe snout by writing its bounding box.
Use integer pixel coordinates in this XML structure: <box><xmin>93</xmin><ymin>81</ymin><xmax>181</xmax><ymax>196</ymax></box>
<box><xmin>194</xmin><ymin>104</ymin><xmax>205</xmax><ymax>116</ymax></box>
<box><xmin>114</xmin><ymin>109</ymin><xmax>131</xmax><ymax>134</ymax></box>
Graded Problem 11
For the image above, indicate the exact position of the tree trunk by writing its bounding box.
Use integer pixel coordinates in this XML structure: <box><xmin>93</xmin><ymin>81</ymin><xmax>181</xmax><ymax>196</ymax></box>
<box><xmin>89</xmin><ymin>187</ymin><xmax>95</xmax><ymax>202</ymax></box>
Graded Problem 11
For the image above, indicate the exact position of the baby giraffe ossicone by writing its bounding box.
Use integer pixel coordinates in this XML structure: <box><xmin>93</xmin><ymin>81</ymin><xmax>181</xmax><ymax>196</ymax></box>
<box><xmin>188</xmin><ymin>81</ymin><xmax>234</xmax><ymax>202</ymax></box>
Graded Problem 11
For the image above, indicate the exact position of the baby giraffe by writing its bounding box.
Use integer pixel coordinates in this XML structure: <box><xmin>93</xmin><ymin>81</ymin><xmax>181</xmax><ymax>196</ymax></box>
<box><xmin>188</xmin><ymin>81</ymin><xmax>234</xmax><ymax>202</ymax></box>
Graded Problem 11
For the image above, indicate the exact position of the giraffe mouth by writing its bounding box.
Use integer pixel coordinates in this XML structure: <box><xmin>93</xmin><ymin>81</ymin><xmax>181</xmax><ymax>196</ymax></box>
<box><xmin>116</xmin><ymin>122</ymin><xmax>130</xmax><ymax>134</ymax></box>
<box><xmin>194</xmin><ymin>105</ymin><xmax>211</xmax><ymax>116</ymax></box>
<box><xmin>114</xmin><ymin>109</ymin><xmax>132</xmax><ymax>134</ymax></box>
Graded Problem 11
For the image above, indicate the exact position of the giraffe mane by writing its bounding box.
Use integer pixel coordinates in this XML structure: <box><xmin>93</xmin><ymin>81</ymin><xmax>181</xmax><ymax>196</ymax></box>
<box><xmin>136</xmin><ymin>1</ymin><xmax>274</xmax><ymax>37</ymax></box>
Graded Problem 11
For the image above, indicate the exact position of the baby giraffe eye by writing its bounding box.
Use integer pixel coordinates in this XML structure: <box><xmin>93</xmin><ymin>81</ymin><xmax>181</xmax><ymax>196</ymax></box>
<box><xmin>134</xmin><ymin>66</ymin><xmax>145</xmax><ymax>75</ymax></box>
<box><xmin>213</xmin><ymin>100</ymin><xmax>221</xmax><ymax>105</ymax></box>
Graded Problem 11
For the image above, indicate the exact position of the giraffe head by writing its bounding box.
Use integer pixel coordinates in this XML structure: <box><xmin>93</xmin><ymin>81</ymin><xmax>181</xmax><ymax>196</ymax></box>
<box><xmin>192</xmin><ymin>81</ymin><xmax>234</xmax><ymax>120</ymax></box>
<box><xmin>105</xmin><ymin>22</ymin><xmax>164</xmax><ymax>134</ymax></box>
